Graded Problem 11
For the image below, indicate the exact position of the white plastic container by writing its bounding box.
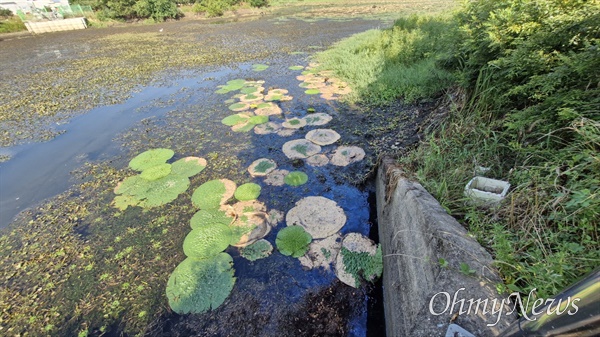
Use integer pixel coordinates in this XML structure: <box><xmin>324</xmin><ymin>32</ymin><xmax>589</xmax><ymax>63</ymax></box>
<box><xmin>464</xmin><ymin>176</ymin><xmax>510</xmax><ymax>205</ymax></box>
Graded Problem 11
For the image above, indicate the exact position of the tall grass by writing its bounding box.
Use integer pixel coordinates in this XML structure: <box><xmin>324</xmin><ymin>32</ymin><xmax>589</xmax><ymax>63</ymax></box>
<box><xmin>0</xmin><ymin>16</ymin><xmax>26</xmax><ymax>33</ymax></box>
<box><xmin>315</xmin><ymin>15</ymin><xmax>458</xmax><ymax>105</ymax></box>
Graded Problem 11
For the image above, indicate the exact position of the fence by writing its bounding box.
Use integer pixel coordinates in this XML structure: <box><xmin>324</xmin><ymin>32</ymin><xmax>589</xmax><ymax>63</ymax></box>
<box><xmin>16</xmin><ymin>5</ymin><xmax>93</xmax><ymax>22</ymax></box>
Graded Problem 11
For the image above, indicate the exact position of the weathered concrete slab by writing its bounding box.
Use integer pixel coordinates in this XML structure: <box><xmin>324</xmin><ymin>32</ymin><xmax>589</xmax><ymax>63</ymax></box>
<box><xmin>25</xmin><ymin>18</ymin><xmax>87</xmax><ymax>34</ymax></box>
<box><xmin>376</xmin><ymin>157</ymin><xmax>515</xmax><ymax>336</ymax></box>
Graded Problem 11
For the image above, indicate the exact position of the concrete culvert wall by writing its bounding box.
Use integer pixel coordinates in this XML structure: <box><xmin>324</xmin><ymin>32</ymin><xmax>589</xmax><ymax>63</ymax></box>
<box><xmin>376</xmin><ymin>157</ymin><xmax>516</xmax><ymax>336</ymax></box>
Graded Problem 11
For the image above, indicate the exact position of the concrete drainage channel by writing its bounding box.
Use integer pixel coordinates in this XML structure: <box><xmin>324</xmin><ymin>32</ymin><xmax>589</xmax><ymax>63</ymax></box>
<box><xmin>375</xmin><ymin>157</ymin><xmax>516</xmax><ymax>336</ymax></box>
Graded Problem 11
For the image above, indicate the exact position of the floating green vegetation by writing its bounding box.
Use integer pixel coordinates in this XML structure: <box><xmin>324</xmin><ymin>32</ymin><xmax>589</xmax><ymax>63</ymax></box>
<box><xmin>240</xmin><ymin>239</ymin><xmax>273</xmax><ymax>261</ymax></box>
<box><xmin>234</xmin><ymin>183</ymin><xmax>261</xmax><ymax>201</ymax></box>
<box><xmin>265</xmin><ymin>94</ymin><xmax>283</xmax><ymax>101</ymax></box>
<box><xmin>289</xmin><ymin>65</ymin><xmax>304</xmax><ymax>70</ymax></box>
<box><xmin>340</xmin><ymin>245</ymin><xmax>383</xmax><ymax>287</ymax></box>
<box><xmin>305</xmin><ymin>89</ymin><xmax>321</xmax><ymax>95</ymax></box>
<box><xmin>307</xmin><ymin>107</ymin><xmax>316</xmax><ymax>113</ymax></box>
<box><xmin>252</xmin><ymin>64</ymin><xmax>269</xmax><ymax>71</ymax></box>
<box><xmin>248</xmin><ymin>115</ymin><xmax>269</xmax><ymax>125</ymax></box>
<box><xmin>215</xmin><ymin>79</ymin><xmax>246</xmax><ymax>94</ymax></box>
<box><xmin>182</xmin><ymin>224</ymin><xmax>233</xmax><ymax>259</ymax></box>
<box><xmin>256</xmin><ymin>102</ymin><xmax>272</xmax><ymax>109</ymax></box>
<box><xmin>192</xmin><ymin>179</ymin><xmax>236</xmax><ymax>209</ymax></box>
<box><xmin>128</xmin><ymin>148</ymin><xmax>175</xmax><ymax>171</ymax></box>
<box><xmin>114</xmin><ymin>151</ymin><xmax>206</xmax><ymax>210</ymax></box>
<box><xmin>190</xmin><ymin>209</ymin><xmax>234</xmax><ymax>229</ymax></box>
<box><xmin>139</xmin><ymin>163</ymin><xmax>172</xmax><ymax>181</ymax></box>
<box><xmin>248</xmin><ymin>158</ymin><xmax>277</xmax><ymax>177</ymax></box>
<box><xmin>240</xmin><ymin>86</ymin><xmax>259</xmax><ymax>94</ymax></box>
<box><xmin>284</xmin><ymin>171</ymin><xmax>308</xmax><ymax>186</ymax></box>
<box><xmin>228</xmin><ymin>102</ymin><xmax>250</xmax><ymax>111</ymax></box>
<box><xmin>166</xmin><ymin>253</ymin><xmax>236</xmax><ymax>315</ymax></box>
<box><xmin>171</xmin><ymin>157</ymin><xmax>207</xmax><ymax>177</ymax></box>
<box><xmin>276</xmin><ymin>225</ymin><xmax>312</xmax><ymax>258</ymax></box>
<box><xmin>221</xmin><ymin>114</ymin><xmax>250</xmax><ymax>126</ymax></box>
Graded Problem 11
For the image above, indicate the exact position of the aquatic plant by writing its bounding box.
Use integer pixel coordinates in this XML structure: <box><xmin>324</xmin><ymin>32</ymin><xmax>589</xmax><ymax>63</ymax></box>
<box><xmin>305</xmin><ymin>129</ymin><xmax>340</xmax><ymax>146</ymax></box>
<box><xmin>330</xmin><ymin>146</ymin><xmax>365</xmax><ymax>166</ymax></box>
<box><xmin>114</xmin><ymin>173</ymin><xmax>190</xmax><ymax>209</ymax></box>
<box><xmin>254</xmin><ymin>122</ymin><xmax>282</xmax><ymax>135</ymax></box>
<box><xmin>248</xmin><ymin>158</ymin><xmax>277</xmax><ymax>177</ymax></box>
<box><xmin>234</xmin><ymin>183</ymin><xmax>261</xmax><ymax>201</ymax></box>
<box><xmin>128</xmin><ymin>148</ymin><xmax>174</xmax><ymax>171</ymax></box>
<box><xmin>228</xmin><ymin>102</ymin><xmax>250</xmax><ymax>112</ymax></box>
<box><xmin>221</xmin><ymin>114</ymin><xmax>250</xmax><ymax>126</ymax></box>
<box><xmin>305</xmin><ymin>89</ymin><xmax>321</xmax><ymax>95</ymax></box>
<box><xmin>284</xmin><ymin>171</ymin><xmax>308</xmax><ymax>186</ymax></box>
<box><xmin>289</xmin><ymin>65</ymin><xmax>304</xmax><ymax>70</ymax></box>
<box><xmin>192</xmin><ymin>179</ymin><xmax>236</xmax><ymax>209</ymax></box>
<box><xmin>248</xmin><ymin>115</ymin><xmax>269</xmax><ymax>125</ymax></box>
<box><xmin>182</xmin><ymin>224</ymin><xmax>233</xmax><ymax>259</ymax></box>
<box><xmin>215</xmin><ymin>79</ymin><xmax>246</xmax><ymax>94</ymax></box>
<box><xmin>306</xmin><ymin>154</ymin><xmax>329</xmax><ymax>167</ymax></box>
<box><xmin>190</xmin><ymin>209</ymin><xmax>234</xmax><ymax>229</ymax></box>
<box><xmin>282</xmin><ymin>118</ymin><xmax>307</xmax><ymax>129</ymax></box>
<box><xmin>139</xmin><ymin>163</ymin><xmax>172</xmax><ymax>181</ymax></box>
<box><xmin>335</xmin><ymin>233</ymin><xmax>382</xmax><ymax>288</ymax></box>
<box><xmin>286</xmin><ymin>196</ymin><xmax>346</xmax><ymax>239</ymax></box>
<box><xmin>252</xmin><ymin>64</ymin><xmax>269</xmax><ymax>71</ymax></box>
<box><xmin>240</xmin><ymin>239</ymin><xmax>273</xmax><ymax>261</ymax></box>
<box><xmin>166</xmin><ymin>253</ymin><xmax>235</xmax><ymax>314</ymax></box>
<box><xmin>302</xmin><ymin>113</ymin><xmax>332</xmax><ymax>126</ymax></box>
<box><xmin>171</xmin><ymin>157</ymin><xmax>207</xmax><ymax>177</ymax></box>
<box><xmin>282</xmin><ymin>139</ymin><xmax>321</xmax><ymax>159</ymax></box>
<box><xmin>264</xmin><ymin>169</ymin><xmax>289</xmax><ymax>186</ymax></box>
<box><xmin>276</xmin><ymin>225</ymin><xmax>312</xmax><ymax>258</ymax></box>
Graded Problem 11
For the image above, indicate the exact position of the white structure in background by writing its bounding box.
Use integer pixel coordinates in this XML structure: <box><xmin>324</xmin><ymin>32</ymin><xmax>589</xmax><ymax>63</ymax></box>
<box><xmin>0</xmin><ymin>0</ymin><xmax>70</xmax><ymax>14</ymax></box>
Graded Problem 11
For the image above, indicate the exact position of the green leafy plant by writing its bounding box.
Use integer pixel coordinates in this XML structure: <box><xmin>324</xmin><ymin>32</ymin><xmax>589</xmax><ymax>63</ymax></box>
<box><xmin>190</xmin><ymin>209</ymin><xmax>233</xmax><ymax>229</ymax></box>
<box><xmin>192</xmin><ymin>179</ymin><xmax>235</xmax><ymax>209</ymax></box>
<box><xmin>166</xmin><ymin>253</ymin><xmax>235</xmax><ymax>314</ymax></box>
<box><xmin>128</xmin><ymin>148</ymin><xmax>174</xmax><ymax>171</ymax></box>
<box><xmin>234</xmin><ymin>183</ymin><xmax>261</xmax><ymax>201</ymax></box>
<box><xmin>182</xmin><ymin>224</ymin><xmax>232</xmax><ymax>259</ymax></box>
<box><xmin>276</xmin><ymin>226</ymin><xmax>312</xmax><ymax>258</ymax></box>
<box><xmin>340</xmin><ymin>245</ymin><xmax>383</xmax><ymax>287</ymax></box>
<box><xmin>284</xmin><ymin>171</ymin><xmax>308</xmax><ymax>186</ymax></box>
<box><xmin>240</xmin><ymin>239</ymin><xmax>273</xmax><ymax>261</ymax></box>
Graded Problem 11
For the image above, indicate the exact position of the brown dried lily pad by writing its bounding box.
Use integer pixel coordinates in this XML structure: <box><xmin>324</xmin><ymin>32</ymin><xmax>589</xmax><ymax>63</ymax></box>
<box><xmin>282</xmin><ymin>139</ymin><xmax>321</xmax><ymax>159</ymax></box>
<box><xmin>298</xmin><ymin>232</ymin><xmax>342</xmax><ymax>270</ymax></box>
<box><xmin>264</xmin><ymin>169</ymin><xmax>289</xmax><ymax>186</ymax></box>
<box><xmin>285</xmin><ymin>196</ymin><xmax>346</xmax><ymax>239</ymax></box>
<box><xmin>248</xmin><ymin>158</ymin><xmax>277</xmax><ymax>177</ymax></box>
<box><xmin>254</xmin><ymin>122</ymin><xmax>282</xmax><ymax>135</ymax></box>
<box><xmin>282</xmin><ymin>117</ymin><xmax>307</xmax><ymax>129</ymax></box>
<box><xmin>305</xmin><ymin>129</ymin><xmax>340</xmax><ymax>146</ymax></box>
<box><xmin>306</xmin><ymin>154</ymin><xmax>329</xmax><ymax>167</ymax></box>
<box><xmin>330</xmin><ymin>146</ymin><xmax>365</xmax><ymax>166</ymax></box>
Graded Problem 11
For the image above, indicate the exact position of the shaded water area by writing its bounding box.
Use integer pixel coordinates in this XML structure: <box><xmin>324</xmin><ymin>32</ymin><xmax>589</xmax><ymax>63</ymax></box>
<box><xmin>0</xmin><ymin>16</ymin><xmax>392</xmax><ymax>336</ymax></box>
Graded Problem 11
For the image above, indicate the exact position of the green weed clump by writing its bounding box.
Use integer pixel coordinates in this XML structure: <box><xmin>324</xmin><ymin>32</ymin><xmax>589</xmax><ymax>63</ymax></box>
<box><xmin>396</xmin><ymin>0</ymin><xmax>599</xmax><ymax>306</ymax></box>
<box><xmin>0</xmin><ymin>16</ymin><xmax>26</xmax><ymax>33</ymax></box>
<box><xmin>315</xmin><ymin>15</ymin><xmax>458</xmax><ymax>105</ymax></box>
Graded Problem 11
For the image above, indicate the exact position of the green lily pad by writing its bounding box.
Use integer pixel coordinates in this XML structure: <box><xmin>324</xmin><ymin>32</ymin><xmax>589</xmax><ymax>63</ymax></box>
<box><xmin>240</xmin><ymin>239</ymin><xmax>273</xmax><ymax>261</ymax></box>
<box><xmin>112</xmin><ymin>194</ymin><xmax>139</xmax><ymax>211</ymax></box>
<box><xmin>305</xmin><ymin>89</ymin><xmax>321</xmax><ymax>95</ymax></box>
<box><xmin>289</xmin><ymin>65</ymin><xmax>304</xmax><ymax>70</ymax></box>
<box><xmin>140</xmin><ymin>163</ymin><xmax>172</xmax><ymax>181</ymax></box>
<box><xmin>232</xmin><ymin>122</ymin><xmax>257</xmax><ymax>133</ymax></box>
<box><xmin>171</xmin><ymin>157</ymin><xmax>207</xmax><ymax>177</ymax></box>
<box><xmin>128</xmin><ymin>148</ymin><xmax>174</xmax><ymax>171</ymax></box>
<box><xmin>192</xmin><ymin>179</ymin><xmax>237</xmax><ymax>209</ymax></box>
<box><xmin>276</xmin><ymin>225</ymin><xmax>312</xmax><ymax>258</ymax></box>
<box><xmin>190</xmin><ymin>209</ymin><xmax>234</xmax><ymax>229</ymax></box>
<box><xmin>240</xmin><ymin>86</ymin><xmax>258</xmax><ymax>94</ymax></box>
<box><xmin>228</xmin><ymin>102</ymin><xmax>250</xmax><ymax>112</ymax></box>
<box><xmin>182</xmin><ymin>224</ymin><xmax>233</xmax><ymax>259</ymax></box>
<box><xmin>249</xmin><ymin>115</ymin><xmax>269</xmax><ymax>125</ymax></box>
<box><xmin>234</xmin><ymin>183</ymin><xmax>261</xmax><ymax>201</ymax></box>
<box><xmin>252</xmin><ymin>64</ymin><xmax>269</xmax><ymax>71</ymax></box>
<box><xmin>284</xmin><ymin>171</ymin><xmax>308</xmax><ymax>186</ymax></box>
<box><xmin>138</xmin><ymin>174</ymin><xmax>190</xmax><ymax>208</ymax></box>
<box><xmin>166</xmin><ymin>254</ymin><xmax>235</xmax><ymax>314</ymax></box>
<box><xmin>256</xmin><ymin>102</ymin><xmax>272</xmax><ymax>109</ymax></box>
<box><xmin>221</xmin><ymin>114</ymin><xmax>250</xmax><ymax>126</ymax></box>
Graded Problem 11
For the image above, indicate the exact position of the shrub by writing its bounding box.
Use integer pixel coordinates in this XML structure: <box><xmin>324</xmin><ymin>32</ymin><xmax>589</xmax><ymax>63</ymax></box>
<box><xmin>249</xmin><ymin>0</ymin><xmax>268</xmax><ymax>8</ymax></box>
<box><xmin>134</xmin><ymin>0</ymin><xmax>180</xmax><ymax>21</ymax></box>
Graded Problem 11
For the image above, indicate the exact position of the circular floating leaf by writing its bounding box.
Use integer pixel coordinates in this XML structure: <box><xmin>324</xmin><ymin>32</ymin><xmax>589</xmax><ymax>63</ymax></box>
<box><xmin>190</xmin><ymin>209</ymin><xmax>234</xmax><ymax>229</ymax></box>
<box><xmin>254</xmin><ymin>122</ymin><xmax>282</xmax><ymax>135</ymax></box>
<box><xmin>140</xmin><ymin>163</ymin><xmax>172</xmax><ymax>181</ymax></box>
<box><xmin>183</xmin><ymin>224</ymin><xmax>232</xmax><ymax>259</ymax></box>
<box><xmin>330</xmin><ymin>146</ymin><xmax>366</xmax><ymax>166</ymax></box>
<box><xmin>221</xmin><ymin>114</ymin><xmax>250</xmax><ymax>126</ymax></box>
<box><xmin>305</xmin><ymin>129</ymin><xmax>341</xmax><ymax>146</ymax></box>
<box><xmin>305</xmin><ymin>89</ymin><xmax>321</xmax><ymax>95</ymax></box>
<box><xmin>228</xmin><ymin>102</ymin><xmax>250</xmax><ymax>112</ymax></box>
<box><xmin>248</xmin><ymin>158</ymin><xmax>277</xmax><ymax>177</ymax></box>
<box><xmin>264</xmin><ymin>169</ymin><xmax>289</xmax><ymax>186</ymax></box>
<box><xmin>282</xmin><ymin>118</ymin><xmax>307</xmax><ymax>129</ymax></box>
<box><xmin>129</xmin><ymin>148</ymin><xmax>174</xmax><ymax>171</ymax></box>
<box><xmin>138</xmin><ymin>174</ymin><xmax>190</xmax><ymax>208</ymax></box>
<box><xmin>284</xmin><ymin>171</ymin><xmax>308</xmax><ymax>186</ymax></box>
<box><xmin>232</xmin><ymin>122</ymin><xmax>256</xmax><ymax>133</ymax></box>
<box><xmin>239</xmin><ymin>93</ymin><xmax>264</xmax><ymax>103</ymax></box>
<box><xmin>254</xmin><ymin>102</ymin><xmax>282</xmax><ymax>116</ymax></box>
<box><xmin>303</xmin><ymin>113</ymin><xmax>332</xmax><ymax>126</ymax></box>
<box><xmin>276</xmin><ymin>225</ymin><xmax>312</xmax><ymax>258</ymax></box>
<box><xmin>282</xmin><ymin>139</ymin><xmax>321</xmax><ymax>159</ymax></box>
<box><xmin>289</xmin><ymin>65</ymin><xmax>304</xmax><ymax>71</ymax></box>
<box><xmin>166</xmin><ymin>254</ymin><xmax>235</xmax><ymax>314</ymax></box>
<box><xmin>286</xmin><ymin>196</ymin><xmax>346</xmax><ymax>239</ymax></box>
<box><xmin>306</xmin><ymin>154</ymin><xmax>329</xmax><ymax>167</ymax></box>
<box><xmin>252</xmin><ymin>64</ymin><xmax>269</xmax><ymax>71</ymax></box>
<box><xmin>234</xmin><ymin>183</ymin><xmax>261</xmax><ymax>201</ymax></box>
<box><xmin>240</xmin><ymin>86</ymin><xmax>258</xmax><ymax>94</ymax></box>
<box><xmin>240</xmin><ymin>239</ymin><xmax>273</xmax><ymax>261</ymax></box>
<box><xmin>192</xmin><ymin>179</ymin><xmax>237</xmax><ymax>209</ymax></box>
<box><xmin>249</xmin><ymin>115</ymin><xmax>269</xmax><ymax>125</ymax></box>
<box><xmin>171</xmin><ymin>157</ymin><xmax>207</xmax><ymax>177</ymax></box>
<box><xmin>335</xmin><ymin>233</ymin><xmax>382</xmax><ymax>288</ymax></box>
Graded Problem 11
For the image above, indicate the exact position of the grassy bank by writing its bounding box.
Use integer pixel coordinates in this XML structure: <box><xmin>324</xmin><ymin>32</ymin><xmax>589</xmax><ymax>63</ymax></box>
<box><xmin>318</xmin><ymin>0</ymin><xmax>599</xmax><ymax>305</ymax></box>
